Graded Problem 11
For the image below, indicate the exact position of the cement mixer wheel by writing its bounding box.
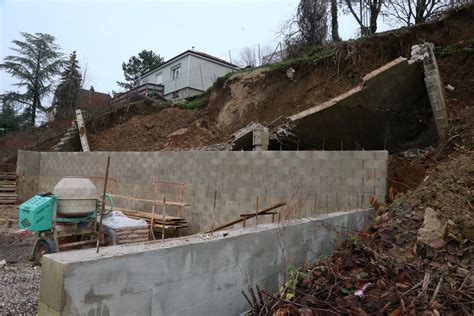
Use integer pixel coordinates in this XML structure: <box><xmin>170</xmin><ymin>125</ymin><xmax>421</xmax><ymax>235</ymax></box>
<box><xmin>32</xmin><ymin>237</ymin><xmax>56</xmax><ymax>265</ymax></box>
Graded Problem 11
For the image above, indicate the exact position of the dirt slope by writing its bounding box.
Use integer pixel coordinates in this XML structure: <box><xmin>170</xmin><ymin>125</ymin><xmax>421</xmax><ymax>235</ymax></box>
<box><xmin>88</xmin><ymin>5</ymin><xmax>474</xmax><ymax>152</ymax></box>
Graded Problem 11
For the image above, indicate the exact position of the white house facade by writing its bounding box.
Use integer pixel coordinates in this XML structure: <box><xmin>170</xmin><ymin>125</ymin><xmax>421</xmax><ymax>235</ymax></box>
<box><xmin>139</xmin><ymin>50</ymin><xmax>239</xmax><ymax>100</ymax></box>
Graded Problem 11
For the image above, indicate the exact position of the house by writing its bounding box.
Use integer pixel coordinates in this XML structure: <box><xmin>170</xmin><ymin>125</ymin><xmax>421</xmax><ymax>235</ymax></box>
<box><xmin>47</xmin><ymin>86</ymin><xmax>112</xmax><ymax>121</ymax></box>
<box><xmin>138</xmin><ymin>49</ymin><xmax>239</xmax><ymax>100</ymax></box>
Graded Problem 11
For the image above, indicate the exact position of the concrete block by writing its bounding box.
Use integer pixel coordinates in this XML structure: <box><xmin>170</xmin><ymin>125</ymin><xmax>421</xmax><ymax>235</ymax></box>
<box><xmin>352</xmin><ymin>151</ymin><xmax>375</xmax><ymax>160</ymax></box>
<box><xmin>330</xmin><ymin>151</ymin><xmax>353</xmax><ymax>160</ymax></box>
<box><xmin>19</xmin><ymin>151</ymin><xmax>386</xmax><ymax>234</ymax></box>
<box><xmin>312</xmin><ymin>151</ymin><xmax>331</xmax><ymax>160</ymax></box>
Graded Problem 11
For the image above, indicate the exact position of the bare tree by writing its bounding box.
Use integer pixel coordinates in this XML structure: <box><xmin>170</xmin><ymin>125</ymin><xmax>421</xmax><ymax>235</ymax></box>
<box><xmin>282</xmin><ymin>0</ymin><xmax>328</xmax><ymax>50</ymax></box>
<box><xmin>238</xmin><ymin>46</ymin><xmax>258</xmax><ymax>67</ymax></box>
<box><xmin>344</xmin><ymin>0</ymin><xmax>384</xmax><ymax>35</ymax></box>
<box><xmin>331</xmin><ymin>0</ymin><xmax>341</xmax><ymax>41</ymax></box>
<box><xmin>81</xmin><ymin>61</ymin><xmax>93</xmax><ymax>88</ymax></box>
<box><xmin>385</xmin><ymin>0</ymin><xmax>452</xmax><ymax>25</ymax></box>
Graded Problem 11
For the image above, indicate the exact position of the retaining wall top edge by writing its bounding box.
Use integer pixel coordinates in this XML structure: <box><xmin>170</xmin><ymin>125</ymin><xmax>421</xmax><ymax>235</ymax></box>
<box><xmin>30</xmin><ymin>150</ymin><xmax>389</xmax><ymax>155</ymax></box>
<box><xmin>45</xmin><ymin>208</ymin><xmax>373</xmax><ymax>264</ymax></box>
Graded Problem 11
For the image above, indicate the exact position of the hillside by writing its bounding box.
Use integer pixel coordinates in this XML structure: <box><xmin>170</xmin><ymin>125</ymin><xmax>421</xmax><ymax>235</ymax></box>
<box><xmin>86</xmin><ymin>5</ymin><xmax>474</xmax><ymax>153</ymax></box>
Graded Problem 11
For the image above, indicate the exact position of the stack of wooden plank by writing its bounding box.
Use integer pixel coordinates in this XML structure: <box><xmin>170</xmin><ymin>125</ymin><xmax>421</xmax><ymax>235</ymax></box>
<box><xmin>114</xmin><ymin>207</ymin><xmax>188</xmax><ymax>231</ymax></box>
<box><xmin>0</xmin><ymin>173</ymin><xmax>17</xmax><ymax>206</ymax></box>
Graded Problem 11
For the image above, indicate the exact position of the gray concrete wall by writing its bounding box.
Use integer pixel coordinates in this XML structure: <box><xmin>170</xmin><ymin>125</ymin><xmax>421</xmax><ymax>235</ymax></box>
<box><xmin>17</xmin><ymin>150</ymin><xmax>387</xmax><ymax>233</ymax></box>
<box><xmin>16</xmin><ymin>151</ymin><xmax>41</xmax><ymax>202</ymax></box>
<box><xmin>38</xmin><ymin>208</ymin><xmax>372</xmax><ymax>316</ymax></box>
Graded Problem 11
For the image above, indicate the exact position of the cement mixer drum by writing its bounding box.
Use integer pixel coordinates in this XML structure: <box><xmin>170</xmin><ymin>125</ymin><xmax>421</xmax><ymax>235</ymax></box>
<box><xmin>53</xmin><ymin>177</ymin><xmax>97</xmax><ymax>217</ymax></box>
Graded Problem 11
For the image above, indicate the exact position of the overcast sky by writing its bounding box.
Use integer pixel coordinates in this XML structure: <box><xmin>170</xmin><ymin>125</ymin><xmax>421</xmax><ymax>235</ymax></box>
<box><xmin>1</xmin><ymin>0</ymin><xmax>395</xmax><ymax>96</ymax></box>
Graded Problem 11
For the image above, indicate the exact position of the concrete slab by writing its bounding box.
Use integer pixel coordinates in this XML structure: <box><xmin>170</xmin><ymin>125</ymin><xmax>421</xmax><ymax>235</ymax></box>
<box><xmin>274</xmin><ymin>54</ymin><xmax>441</xmax><ymax>152</ymax></box>
<box><xmin>39</xmin><ymin>208</ymin><xmax>373</xmax><ymax>315</ymax></box>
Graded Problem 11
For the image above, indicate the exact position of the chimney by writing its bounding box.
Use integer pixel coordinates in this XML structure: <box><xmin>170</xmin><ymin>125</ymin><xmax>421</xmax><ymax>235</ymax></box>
<box><xmin>191</xmin><ymin>46</ymin><xmax>195</xmax><ymax>51</ymax></box>
<box><xmin>89</xmin><ymin>86</ymin><xmax>94</xmax><ymax>106</ymax></box>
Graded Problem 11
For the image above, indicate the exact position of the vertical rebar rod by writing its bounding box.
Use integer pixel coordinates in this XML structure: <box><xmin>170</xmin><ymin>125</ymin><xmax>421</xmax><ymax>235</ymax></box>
<box><xmin>161</xmin><ymin>197</ymin><xmax>166</xmax><ymax>242</ymax></box>
<box><xmin>211</xmin><ymin>190</ymin><xmax>217</xmax><ymax>235</ymax></box>
<box><xmin>255</xmin><ymin>196</ymin><xmax>259</xmax><ymax>226</ymax></box>
<box><xmin>96</xmin><ymin>156</ymin><xmax>110</xmax><ymax>253</ymax></box>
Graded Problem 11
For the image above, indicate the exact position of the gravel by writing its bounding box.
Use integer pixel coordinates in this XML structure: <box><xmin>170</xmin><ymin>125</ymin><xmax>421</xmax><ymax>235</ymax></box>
<box><xmin>0</xmin><ymin>227</ymin><xmax>39</xmax><ymax>315</ymax></box>
<box><xmin>0</xmin><ymin>263</ymin><xmax>40</xmax><ymax>315</ymax></box>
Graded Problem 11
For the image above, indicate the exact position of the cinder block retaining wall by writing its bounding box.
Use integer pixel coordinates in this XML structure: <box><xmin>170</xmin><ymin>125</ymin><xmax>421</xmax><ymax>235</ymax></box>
<box><xmin>17</xmin><ymin>150</ymin><xmax>387</xmax><ymax>233</ymax></box>
<box><xmin>39</xmin><ymin>209</ymin><xmax>372</xmax><ymax>316</ymax></box>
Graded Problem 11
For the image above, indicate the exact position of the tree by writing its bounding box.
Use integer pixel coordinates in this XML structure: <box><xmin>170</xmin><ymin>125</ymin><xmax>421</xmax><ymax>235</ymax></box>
<box><xmin>331</xmin><ymin>0</ymin><xmax>341</xmax><ymax>41</ymax></box>
<box><xmin>0</xmin><ymin>32</ymin><xmax>63</xmax><ymax>126</ymax></box>
<box><xmin>238</xmin><ymin>46</ymin><xmax>258</xmax><ymax>67</ymax></box>
<box><xmin>282</xmin><ymin>0</ymin><xmax>328</xmax><ymax>51</ymax></box>
<box><xmin>298</xmin><ymin>0</ymin><xmax>329</xmax><ymax>46</ymax></box>
<box><xmin>117</xmin><ymin>50</ymin><xmax>164</xmax><ymax>90</ymax></box>
<box><xmin>54</xmin><ymin>51</ymin><xmax>82</xmax><ymax>119</ymax></box>
<box><xmin>344</xmin><ymin>0</ymin><xmax>384</xmax><ymax>35</ymax></box>
<box><xmin>0</xmin><ymin>94</ymin><xmax>23</xmax><ymax>133</ymax></box>
<box><xmin>385</xmin><ymin>0</ymin><xmax>450</xmax><ymax>26</ymax></box>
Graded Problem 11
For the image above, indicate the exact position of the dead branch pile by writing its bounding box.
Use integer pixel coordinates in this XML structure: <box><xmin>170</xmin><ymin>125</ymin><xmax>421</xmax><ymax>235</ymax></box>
<box><xmin>244</xmin><ymin>108</ymin><xmax>474</xmax><ymax>315</ymax></box>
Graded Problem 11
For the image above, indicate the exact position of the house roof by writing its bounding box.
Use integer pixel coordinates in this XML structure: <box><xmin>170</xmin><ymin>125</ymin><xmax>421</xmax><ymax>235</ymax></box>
<box><xmin>141</xmin><ymin>50</ymin><xmax>239</xmax><ymax>78</ymax></box>
<box><xmin>78</xmin><ymin>88</ymin><xmax>112</xmax><ymax>111</ymax></box>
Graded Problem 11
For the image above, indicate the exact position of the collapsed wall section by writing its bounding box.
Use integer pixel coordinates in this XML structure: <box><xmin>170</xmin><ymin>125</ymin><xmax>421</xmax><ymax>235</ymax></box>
<box><xmin>38</xmin><ymin>208</ymin><xmax>372</xmax><ymax>315</ymax></box>
<box><xmin>17</xmin><ymin>150</ymin><xmax>387</xmax><ymax>233</ymax></box>
<box><xmin>273</xmin><ymin>48</ymin><xmax>449</xmax><ymax>152</ymax></box>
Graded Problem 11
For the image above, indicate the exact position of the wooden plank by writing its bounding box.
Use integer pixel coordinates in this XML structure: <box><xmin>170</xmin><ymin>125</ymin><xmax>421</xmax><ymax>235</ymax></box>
<box><xmin>58</xmin><ymin>239</ymin><xmax>97</xmax><ymax>249</ymax></box>
<box><xmin>110</xmin><ymin>194</ymin><xmax>190</xmax><ymax>207</ymax></box>
<box><xmin>75</xmin><ymin>109</ymin><xmax>90</xmax><ymax>152</ymax></box>
<box><xmin>128</xmin><ymin>216</ymin><xmax>187</xmax><ymax>226</ymax></box>
<box><xmin>119</xmin><ymin>237</ymin><xmax>149</xmax><ymax>244</ymax></box>
<box><xmin>56</xmin><ymin>227</ymin><xmax>96</xmax><ymax>238</ymax></box>
<box><xmin>204</xmin><ymin>202</ymin><xmax>286</xmax><ymax>233</ymax></box>
<box><xmin>240</xmin><ymin>212</ymin><xmax>277</xmax><ymax>217</ymax></box>
<box><xmin>114</xmin><ymin>206</ymin><xmax>186</xmax><ymax>222</ymax></box>
<box><xmin>0</xmin><ymin>188</ymin><xmax>16</xmax><ymax>192</ymax></box>
<box><xmin>0</xmin><ymin>176</ymin><xmax>16</xmax><ymax>180</ymax></box>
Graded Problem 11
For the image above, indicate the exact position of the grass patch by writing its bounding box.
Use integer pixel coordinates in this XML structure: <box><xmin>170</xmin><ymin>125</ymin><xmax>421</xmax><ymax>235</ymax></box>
<box><xmin>264</xmin><ymin>46</ymin><xmax>334</xmax><ymax>72</ymax></box>
<box><xmin>182</xmin><ymin>97</ymin><xmax>207</xmax><ymax>109</ymax></box>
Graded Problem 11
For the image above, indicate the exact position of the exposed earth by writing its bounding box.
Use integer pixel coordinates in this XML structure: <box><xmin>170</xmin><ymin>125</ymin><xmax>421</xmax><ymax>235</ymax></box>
<box><xmin>0</xmin><ymin>5</ymin><xmax>473</xmax><ymax>315</ymax></box>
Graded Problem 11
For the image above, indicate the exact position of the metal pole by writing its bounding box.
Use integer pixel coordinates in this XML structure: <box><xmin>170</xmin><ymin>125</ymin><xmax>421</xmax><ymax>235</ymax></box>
<box><xmin>161</xmin><ymin>197</ymin><xmax>166</xmax><ymax>242</ymax></box>
<box><xmin>255</xmin><ymin>196</ymin><xmax>259</xmax><ymax>226</ymax></box>
<box><xmin>96</xmin><ymin>156</ymin><xmax>110</xmax><ymax>253</ymax></box>
<box><xmin>211</xmin><ymin>190</ymin><xmax>217</xmax><ymax>235</ymax></box>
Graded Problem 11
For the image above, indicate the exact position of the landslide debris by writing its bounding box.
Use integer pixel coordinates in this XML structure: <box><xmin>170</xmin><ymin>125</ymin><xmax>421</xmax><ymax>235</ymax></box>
<box><xmin>86</xmin><ymin>4</ymin><xmax>474</xmax><ymax>152</ymax></box>
<box><xmin>244</xmin><ymin>107</ymin><xmax>474</xmax><ymax>315</ymax></box>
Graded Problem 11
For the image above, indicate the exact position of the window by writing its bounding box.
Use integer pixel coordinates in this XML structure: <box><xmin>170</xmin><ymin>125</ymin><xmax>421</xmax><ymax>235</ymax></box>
<box><xmin>171</xmin><ymin>65</ymin><xmax>181</xmax><ymax>80</ymax></box>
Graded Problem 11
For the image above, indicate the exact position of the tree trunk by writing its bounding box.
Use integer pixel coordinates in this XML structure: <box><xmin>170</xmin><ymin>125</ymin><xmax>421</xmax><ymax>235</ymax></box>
<box><xmin>31</xmin><ymin>95</ymin><xmax>37</xmax><ymax>126</ymax></box>
<box><xmin>331</xmin><ymin>0</ymin><xmax>341</xmax><ymax>42</ymax></box>
<box><xmin>369</xmin><ymin>10</ymin><xmax>378</xmax><ymax>34</ymax></box>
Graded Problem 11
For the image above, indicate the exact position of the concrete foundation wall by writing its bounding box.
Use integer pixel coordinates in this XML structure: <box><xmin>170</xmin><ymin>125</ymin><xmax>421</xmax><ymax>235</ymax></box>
<box><xmin>17</xmin><ymin>150</ymin><xmax>387</xmax><ymax>233</ymax></box>
<box><xmin>16</xmin><ymin>151</ymin><xmax>41</xmax><ymax>202</ymax></box>
<box><xmin>39</xmin><ymin>208</ymin><xmax>372</xmax><ymax>316</ymax></box>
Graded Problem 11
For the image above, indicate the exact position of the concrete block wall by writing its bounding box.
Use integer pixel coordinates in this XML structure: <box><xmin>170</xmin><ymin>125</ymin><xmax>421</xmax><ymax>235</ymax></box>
<box><xmin>16</xmin><ymin>151</ymin><xmax>41</xmax><ymax>202</ymax></box>
<box><xmin>38</xmin><ymin>209</ymin><xmax>372</xmax><ymax>316</ymax></box>
<box><xmin>17</xmin><ymin>150</ymin><xmax>388</xmax><ymax>233</ymax></box>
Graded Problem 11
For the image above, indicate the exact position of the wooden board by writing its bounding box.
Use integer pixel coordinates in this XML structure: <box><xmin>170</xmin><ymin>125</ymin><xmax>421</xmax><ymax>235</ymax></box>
<box><xmin>109</xmin><ymin>194</ymin><xmax>190</xmax><ymax>207</ymax></box>
<box><xmin>75</xmin><ymin>109</ymin><xmax>90</xmax><ymax>152</ymax></box>
<box><xmin>204</xmin><ymin>202</ymin><xmax>286</xmax><ymax>233</ymax></box>
<box><xmin>114</xmin><ymin>207</ymin><xmax>186</xmax><ymax>223</ymax></box>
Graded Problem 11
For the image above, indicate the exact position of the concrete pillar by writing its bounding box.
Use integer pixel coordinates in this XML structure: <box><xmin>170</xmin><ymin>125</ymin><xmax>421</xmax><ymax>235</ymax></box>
<box><xmin>252</xmin><ymin>127</ymin><xmax>269</xmax><ymax>151</ymax></box>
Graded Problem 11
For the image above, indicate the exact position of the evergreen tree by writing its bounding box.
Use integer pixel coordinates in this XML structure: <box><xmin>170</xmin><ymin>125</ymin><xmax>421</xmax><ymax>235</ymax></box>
<box><xmin>55</xmin><ymin>51</ymin><xmax>82</xmax><ymax>119</ymax></box>
<box><xmin>0</xmin><ymin>32</ymin><xmax>63</xmax><ymax>126</ymax></box>
<box><xmin>117</xmin><ymin>50</ymin><xmax>164</xmax><ymax>90</ymax></box>
<box><xmin>0</xmin><ymin>94</ymin><xmax>23</xmax><ymax>134</ymax></box>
